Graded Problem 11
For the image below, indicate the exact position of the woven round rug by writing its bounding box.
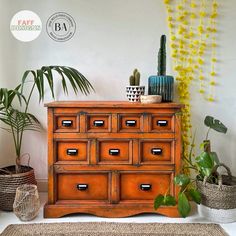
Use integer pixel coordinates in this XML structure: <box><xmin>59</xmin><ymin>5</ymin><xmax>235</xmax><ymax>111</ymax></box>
<box><xmin>0</xmin><ymin>222</ymin><xmax>228</xmax><ymax>236</ymax></box>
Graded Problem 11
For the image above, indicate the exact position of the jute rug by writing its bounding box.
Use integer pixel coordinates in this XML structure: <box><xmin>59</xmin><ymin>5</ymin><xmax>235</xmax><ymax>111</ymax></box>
<box><xmin>0</xmin><ymin>222</ymin><xmax>228</xmax><ymax>236</ymax></box>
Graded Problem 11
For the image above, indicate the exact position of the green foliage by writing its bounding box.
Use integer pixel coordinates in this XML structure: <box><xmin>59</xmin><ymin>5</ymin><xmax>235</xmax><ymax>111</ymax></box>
<box><xmin>189</xmin><ymin>188</ymin><xmax>201</xmax><ymax>204</ymax></box>
<box><xmin>154</xmin><ymin>115</ymin><xmax>228</xmax><ymax>218</ymax></box>
<box><xmin>178</xmin><ymin>192</ymin><xmax>191</xmax><ymax>218</ymax></box>
<box><xmin>129</xmin><ymin>69</ymin><xmax>140</xmax><ymax>86</ymax></box>
<box><xmin>0</xmin><ymin>66</ymin><xmax>94</xmax><ymax>173</ymax></box>
<box><xmin>154</xmin><ymin>194</ymin><xmax>176</xmax><ymax>210</ymax></box>
<box><xmin>157</xmin><ymin>35</ymin><xmax>166</xmax><ymax>76</ymax></box>
<box><xmin>174</xmin><ymin>174</ymin><xmax>190</xmax><ymax>187</ymax></box>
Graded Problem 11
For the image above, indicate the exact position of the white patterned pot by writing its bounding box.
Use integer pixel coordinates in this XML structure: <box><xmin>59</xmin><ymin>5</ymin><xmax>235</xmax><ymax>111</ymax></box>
<box><xmin>126</xmin><ymin>86</ymin><xmax>145</xmax><ymax>102</ymax></box>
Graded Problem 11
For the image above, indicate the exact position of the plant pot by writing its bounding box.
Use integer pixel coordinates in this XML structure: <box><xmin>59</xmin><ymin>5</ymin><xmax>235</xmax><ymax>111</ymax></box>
<box><xmin>196</xmin><ymin>164</ymin><xmax>236</xmax><ymax>222</ymax></box>
<box><xmin>126</xmin><ymin>86</ymin><xmax>145</xmax><ymax>102</ymax></box>
<box><xmin>148</xmin><ymin>75</ymin><xmax>174</xmax><ymax>102</ymax></box>
<box><xmin>0</xmin><ymin>166</ymin><xmax>37</xmax><ymax>211</ymax></box>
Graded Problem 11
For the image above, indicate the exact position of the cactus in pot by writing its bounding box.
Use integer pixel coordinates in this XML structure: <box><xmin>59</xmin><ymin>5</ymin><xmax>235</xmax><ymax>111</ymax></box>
<box><xmin>126</xmin><ymin>69</ymin><xmax>145</xmax><ymax>102</ymax></box>
<box><xmin>148</xmin><ymin>35</ymin><xmax>174</xmax><ymax>102</ymax></box>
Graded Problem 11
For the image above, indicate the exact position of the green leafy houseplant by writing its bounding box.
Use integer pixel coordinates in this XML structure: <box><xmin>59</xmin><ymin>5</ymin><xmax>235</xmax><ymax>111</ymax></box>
<box><xmin>0</xmin><ymin>66</ymin><xmax>94</xmax><ymax>174</ymax></box>
<box><xmin>154</xmin><ymin>115</ymin><xmax>227</xmax><ymax>217</ymax></box>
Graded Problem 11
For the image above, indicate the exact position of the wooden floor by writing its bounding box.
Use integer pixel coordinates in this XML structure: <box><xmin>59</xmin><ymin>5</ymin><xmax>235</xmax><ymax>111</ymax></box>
<box><xmin>0</xmin><ymin>193</ymin><xmax>235</xmax><ymax>235</ymax></box>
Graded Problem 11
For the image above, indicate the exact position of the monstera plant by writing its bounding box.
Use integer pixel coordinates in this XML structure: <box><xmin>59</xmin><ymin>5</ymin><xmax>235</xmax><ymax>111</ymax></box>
<box><xmin>154</xmin><ymin>115</ymin><xmax>227</xmax><ymax>217</ymax></box>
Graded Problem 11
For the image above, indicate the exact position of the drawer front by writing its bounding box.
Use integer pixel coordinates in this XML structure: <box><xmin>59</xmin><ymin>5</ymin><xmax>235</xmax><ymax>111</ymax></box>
<box><xmin>86</xmin><ymin>114</ymin><xmax>111</xmax><ymax>132</ymax></box>
<box><xmin>120</xmin><ymin>172</ymin><xmax>172</xmax><ymax>201</ymax></box>
<box><xmin>140</xmin><ymin>140</ymin><xmax>173</xmax><ymax>164</ymax></box>
<box><xmin>55</xmin><ymin>115</ymin><xmax>79</xmax><ymax>132</ymax></box>
<box><xmin>57</xmin><ymin>141</ymin><xmax>89</xmax><ymax>162</ymax></box>
<box><xmin>98</xmin><ymin>140</ymin><xmax>132</xmax><ymax>164</ymax></box>
<box><xmin>57</xmin><ymin>173</ymin><xmax>109</xmax><ymax>200</ymax></box>
<box><xmin>150</xmin><ymin>115</ymin><xmax>174</xmax><ymax>132</ymax></box>
<box><xmin>118</xmin><ymin>114</ymin><xmax>143</xmax><ymax>132</ymax></box>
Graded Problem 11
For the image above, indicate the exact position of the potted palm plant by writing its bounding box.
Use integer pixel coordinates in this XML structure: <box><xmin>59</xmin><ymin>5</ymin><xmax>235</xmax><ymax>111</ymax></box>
<box><xmin>0</xmin><ymin>66</ymin><xmax>94</xmax><ymax>211</ymax></box>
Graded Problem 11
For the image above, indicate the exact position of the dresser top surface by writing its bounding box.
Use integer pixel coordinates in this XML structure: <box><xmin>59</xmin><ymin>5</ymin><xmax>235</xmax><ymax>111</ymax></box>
<box><xmin>45</xmin><ymin>101</ymin><xmax>183</xmax><ymax>109</ymax></box>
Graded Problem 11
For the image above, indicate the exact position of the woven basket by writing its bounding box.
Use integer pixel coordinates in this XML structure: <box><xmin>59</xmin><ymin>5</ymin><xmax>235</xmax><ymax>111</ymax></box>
<box><xmin>196</xmin><ymin>163</ymin><xmax>236</xmax><ymax>210</ymax></box>
<box><xmin>0</xmin><ymin>166</ymin><xmax>37</xmax><ymax>211</ymax></box>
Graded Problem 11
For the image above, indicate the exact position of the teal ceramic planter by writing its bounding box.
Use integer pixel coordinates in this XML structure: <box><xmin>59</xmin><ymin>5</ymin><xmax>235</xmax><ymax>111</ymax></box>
<box><xmin>148</xmin><ymin>75</ymin><xmax>174</xmax><ymax>102</ymax></box>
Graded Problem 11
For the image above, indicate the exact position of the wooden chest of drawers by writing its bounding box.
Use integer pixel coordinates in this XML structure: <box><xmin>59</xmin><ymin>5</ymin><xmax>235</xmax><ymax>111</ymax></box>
<box><xmin>44</xmin><ymin>101</ymin><xmax>183</xmax><ymax>218</ymax></box>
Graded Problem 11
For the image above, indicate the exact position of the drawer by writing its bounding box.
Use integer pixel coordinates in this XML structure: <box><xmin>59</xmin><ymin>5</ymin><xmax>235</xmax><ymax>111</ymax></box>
<box><xmin>54</xmin><ymin>115</ymin><xmax>79</xmax><ymax>132</ymax></box>
<box><xmin>120</xmin><ymin>172</ymin><xmax>172</xmax><ymax>201</ymax></box>
<box><xmin>98</xmin><ymin>140</ymin><xmax>132</xmax><ymax>164</ymax></box>
<box><xmin>86</xmin><ymin>114</ymin><xmax>111</xmax><ymax>132</ymax></box>
<box><xmin>140</xmin><ymin>140</ymin><xmax>173</xmax><ymax>164</ymax></box>
<box><xmin>57</xmin><ymin>140</ymin><xmax>89</xmax><ymax>162</ymax></box>
<box><xmin>118</xmin><ymin>114</ymin><xmax>143</xmax><ymax>132</ymax></box>
<box><xmin>150</xmin><ymin>115</ymin><xmax>174</xmax><ymax>132</ymax></box>
<box><xmin>57</xmin><ymin>173</ymin><xmax>109</xmax><ymax>200</ymax></box>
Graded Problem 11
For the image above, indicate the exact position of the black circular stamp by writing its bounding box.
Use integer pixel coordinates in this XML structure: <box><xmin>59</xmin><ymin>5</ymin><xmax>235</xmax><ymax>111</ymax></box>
<box><xmin>46</xmin><ymin>12</ymin><xmax>76</xmax><ymax>42</ymax></box>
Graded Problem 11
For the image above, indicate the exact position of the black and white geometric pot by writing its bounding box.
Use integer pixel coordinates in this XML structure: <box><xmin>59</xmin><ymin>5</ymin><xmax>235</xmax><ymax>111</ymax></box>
<box><xmin>126</xmin><ymin>86</ymin><xmax>145</xmax><ymax>102</ymax></box>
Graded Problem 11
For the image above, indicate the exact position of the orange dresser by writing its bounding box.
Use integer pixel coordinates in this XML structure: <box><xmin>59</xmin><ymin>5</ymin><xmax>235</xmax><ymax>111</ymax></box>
<box><xmin>44</xmin><ymin>101</ymin><xmax>183</xmax><ymax>218</ymax></box>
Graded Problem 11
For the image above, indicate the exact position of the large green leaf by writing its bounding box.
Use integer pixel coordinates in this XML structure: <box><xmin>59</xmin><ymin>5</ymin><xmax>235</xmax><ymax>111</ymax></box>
<box><xmin>188</xmin><ymin>189</ymin><xmax>201</xmax><ymax>204</ymax></box>
<box><xmin>178</xmin><ymin>192</ymin><xmax>191</xmax><ymax>218</ymax></box>
<box><xmin>204</xmin><ymin>116</ymin><xmax>227</xmax><ymax>134</ymax></box>
<box><xmin>196</xmin><ymin>152</ymin><xmax>214</xmax><ymax>169</ymax></box>
<box><xmin>209</xmin><ymin>152</ymin><xmax>220</xmax><ymax>165</ymax></box>
<box><xmin>174</xmin><ymin>174</ymin><xmax>190</xmax><ymax>187</ymax></box>
<box><xmin>163</xmin><ymin>195</ymin><xmax>176</xmax><ymax>206</ymax></box>
<box><xmin>154</xmin><ymin>195</ymin><xmax>164</xmax><ymax>210</ymax></box>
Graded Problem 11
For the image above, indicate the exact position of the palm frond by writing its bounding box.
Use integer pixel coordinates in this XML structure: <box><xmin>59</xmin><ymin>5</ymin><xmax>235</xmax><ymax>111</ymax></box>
<box><xmin>0</xmin><ymin>85</ymin><xmax>24</xmax><ymax>109</ymax></box>
<box><xmin>20</xmin><ymin>66</ymin><xmax>94</xmax><ymax>101</ymax></box>
<box><xmin>0</xmin><ymin>108</ymin><xmax>41</xmax><ymax>133</ymax></box>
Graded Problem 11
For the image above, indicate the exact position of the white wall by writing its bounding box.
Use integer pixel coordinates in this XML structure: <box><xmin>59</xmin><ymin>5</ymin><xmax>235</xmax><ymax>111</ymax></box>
<box><xmin>0</xmin><ymin>0</ymin><xmax>235</xmax><ymax>180</ymax></box>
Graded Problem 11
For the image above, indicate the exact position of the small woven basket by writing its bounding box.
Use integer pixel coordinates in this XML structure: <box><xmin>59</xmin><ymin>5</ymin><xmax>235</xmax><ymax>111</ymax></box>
<box><xmin>0</xmin><ymin>166</ymin><xmax>37</xmax><ymax>211</ymax></box>
<box><xmin>196</xmin><ymin>163</ymin><xmax>236</xmax><ymax>210</ymax></box>
<box><xmin>13</xmin><ymin>184</ymin><xmax>40</xmax><ymax>221</ymax></box>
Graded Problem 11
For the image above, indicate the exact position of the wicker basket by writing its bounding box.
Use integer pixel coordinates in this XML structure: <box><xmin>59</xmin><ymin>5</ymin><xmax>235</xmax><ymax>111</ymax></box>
<box><xmin>0</xmin><ymin>166</ymin><xmax>37</xmax><ymax>211</ymax></box>
<box><xmin>13</xmin><ymin>184</ymin><xmax>40</xmax><ymax>221</ymax></box>
<box><xmin>196</xmin><ymin>163</ymin><xmax>236</xmax><ymax>210</ymax></box>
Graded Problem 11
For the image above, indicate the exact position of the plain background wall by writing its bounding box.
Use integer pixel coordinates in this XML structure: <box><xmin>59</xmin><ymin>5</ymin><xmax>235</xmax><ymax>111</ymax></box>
<box><xmin>0</xmin><ymin>0</ymin><xmax>235</xmax><ymax>181</ymax></box>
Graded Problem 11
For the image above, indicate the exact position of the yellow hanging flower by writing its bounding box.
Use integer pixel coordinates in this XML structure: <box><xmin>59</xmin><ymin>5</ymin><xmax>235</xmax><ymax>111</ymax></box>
<box><xmin>200</xmin><ymin>12</ymin><xmax>207</xmax><ymax>17</ymax></box>
<box><xmin>211</xmin><ymin>58</ymin><xmax>217</xmax><ymax>62</ymax></box>
<box><xmin>199</xmin><ymin>75</ymin><xmax>204</xmax><ymax>80</ymax></box>
<box><xmin>211</xmin><ymin>71</ymin><xmax>216</xmax><ymax>76</ymax></box>
<box><xmin>199</xmin><ymin>89</ymin><xmax>205</xmax><ymax>94</ymax></box>
<box><xmin>210</xmin><ymin>80</ymin><xmax>216</xmax><ymax>86</ymax></box>
<box><xmin>190</xmin><ymin>2</ymin><xmax>197</xmax><ymax>8</ymax></box>
<box><xmin>208</xmin><ymin>96</ymin><xmax>215</xmax><ymax>102</ymax></box>
<box><xmin>164</xmin><ymin>0</ymin><xmax>170</xmax><ymax>4</ymax></box>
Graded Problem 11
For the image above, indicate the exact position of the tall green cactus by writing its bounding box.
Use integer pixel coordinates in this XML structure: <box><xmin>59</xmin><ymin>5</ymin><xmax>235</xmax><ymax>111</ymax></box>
<box><xmin>158</xmin><ymin>35</ymin><xmax>166</xmax><ymax>76</ymax></box>
<box><xmin>129</xmin><ymin>68</ymin><xmax>140</xmax><ymax>86</ymax></box>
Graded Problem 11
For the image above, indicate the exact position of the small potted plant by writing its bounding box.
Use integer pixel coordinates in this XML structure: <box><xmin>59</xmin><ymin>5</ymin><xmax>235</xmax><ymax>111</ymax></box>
<box><xmin>154</xmin><ymin>115</ymin><xmax>236</xmax><ymax>221</ymax></box>
<box><xmin>126</xmin><ymin>69</ymin><xmax>145</xmax><ymax>102</ymax></box>
<box><xmin>148</xmin><ymin>35</ymin><xmax>174</xmax><ymax>102</ymax></box>
<box><xmin>0</xmin><ymin>66</ymin><xmax>94</xmax><ymax>211</ymax></box>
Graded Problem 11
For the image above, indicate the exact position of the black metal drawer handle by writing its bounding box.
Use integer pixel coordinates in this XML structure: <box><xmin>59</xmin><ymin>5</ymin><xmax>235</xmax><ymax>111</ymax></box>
<box><xmin>62</xmin><ymin>120</ymin><xmax>73</xmax><ymax>127</ymax></box>
<box><xmin>126</xmin><ymin>120</ymin><xmax>136</xmax><ymax>127</ymax></box>
<box><xmin>157</xmin><ymin>120</ymin><xmax>168</xmax><ymax>126</ymax></box>
<box><xmin>77</xmin><ymin>184</ymin><xmax>88</xmax><ymax>191</ymax></box>
<box><xmin>151</xmin><ymin>148</ymin><xmax>162</xmax><ymax>155</ymax></box>
<box><xmin>140</xmin><ymin>184</ymin><xmax>152</xmax><ymax>191</ymax></box>
<box><xmin>67</xmin><ymin>149</ymin><xmax>78</xmax><ymax>155</ymax></box>
<box><xmin>109</xmin><ymin>149</ymin><xmax>120</xmax><ymax>155</ymax></box>
<box><xmin>94</xmin><ymin>120</ymin><xmax>104</xmax><ymax>127</ymax></box>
